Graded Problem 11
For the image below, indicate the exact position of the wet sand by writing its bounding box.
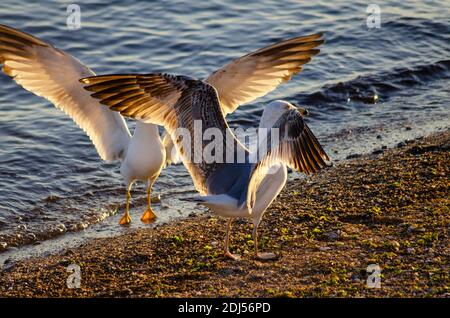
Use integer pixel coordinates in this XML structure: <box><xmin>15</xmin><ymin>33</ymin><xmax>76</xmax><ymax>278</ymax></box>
<box><xmin>0</xmin><ymin>131</ymin><xmax>448</xmax><ymax>297</ymax></box>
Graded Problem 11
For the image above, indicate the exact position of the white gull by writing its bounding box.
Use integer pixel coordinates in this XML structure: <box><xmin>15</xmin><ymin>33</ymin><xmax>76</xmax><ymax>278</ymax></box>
<box><xmin>81</xmin><ymin>33</ymin><xmax>329</xmax><ymax>260</ymax></box>
<box><xmin>0</xmin><ymin>25</ymin><xmax>171</xmax><ymax>225</ymax></box>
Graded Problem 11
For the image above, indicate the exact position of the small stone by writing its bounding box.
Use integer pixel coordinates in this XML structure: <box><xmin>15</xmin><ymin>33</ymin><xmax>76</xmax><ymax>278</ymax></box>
<box><xmin>45</xmin><ymin>195</ymin><xmax>59</xmax><ymax>203</ymax></box>
<box><xmin>56</xmin><ymin>224</ymin><xmax>67</xmax><ymax>233</ymax></box>
<box><xmin>407</xmin><ymin>225</ymin><xmax>416</xmax><ymax>234</ymax></box>
<box><xmin>211</xmin><ymin>241</ymin><xmax>218</xmax><ymax>247</ymax></box>
<box><xmin>0</xmin><ymin>242</ymin><xmax>7</xmax><ymax>250</ymax></box>
<box><xmin>346</xmin><ymin>153</ymin><xmax>362</xmax><ymax>159</ymax></box>
<box><xmin>406</xmin><ymin>248</ymin><xmax>415</xmax><ymax>254</ymax></box>
<box><xmin>221</xmin><ymin>268</ymin><xmax>234</xmax><ymax>275</ymax></box>
<box><xmin>390</xmin><ymin>240</ymin><xmax>400</xmax><ymax>251</ymax></box>
<box><xmin>249</xmin><ymin>273</ymin><xmax>265</xmax><ymax>281</ymax></box>
<box><xmin>319</xmin><ymin>246</ymin><xmax>331</xmax><ymax>251</ymax></box>
<box><xmin>3</xmin><ymin>258</ymin><xmax>15</xmax><ymax>271</ymax></box>
<box><xmin>326</xmin><ymin>231</ymin><xmax>340</xmax><ymax>240</ymax></box>
<box><xmin>407</xmin><ymin>225</ymin><xmax>425</xmax><ymax>234</ymax></box>
<box><xmin>125</xmin><ymin>288</ymin><xmax>133</xmax><ymax>295</ymax></box>
<box><xmin>372</xmin><ymin>149</ymin><xmax>384</xmax><ymax>155</ymax></box>
<box><xmin>26</xmin><ymin>233</ymin><xmax>37</xmax><ymax>240</ymax></box>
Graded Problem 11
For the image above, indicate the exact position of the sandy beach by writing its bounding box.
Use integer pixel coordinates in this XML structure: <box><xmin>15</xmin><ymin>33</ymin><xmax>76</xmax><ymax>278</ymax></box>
<box><xmin>0</xmin><ymin>131</ymin><xmax>448</xmax><ymax>297</ymax></box>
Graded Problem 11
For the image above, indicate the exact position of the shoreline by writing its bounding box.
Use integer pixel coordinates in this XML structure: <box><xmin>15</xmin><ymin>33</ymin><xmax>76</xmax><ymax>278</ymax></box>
<box><xmin>0</xmin><ymin>131</ymin><xmax>448</xmax><ymax>297</ymax></box>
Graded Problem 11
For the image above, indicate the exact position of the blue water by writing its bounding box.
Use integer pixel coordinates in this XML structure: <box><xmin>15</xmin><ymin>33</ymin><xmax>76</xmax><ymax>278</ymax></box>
<box><xmin>0</xmin><ymin>0</ymin><xmax>449</xmax><ymax>259</ymax></box>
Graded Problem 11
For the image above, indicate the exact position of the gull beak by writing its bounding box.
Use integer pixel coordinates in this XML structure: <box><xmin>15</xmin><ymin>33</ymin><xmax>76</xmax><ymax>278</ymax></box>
<box><xmin>291</xmin><ymin>103</ymin><xmax>309</xmax><ymax>116</ymax></box>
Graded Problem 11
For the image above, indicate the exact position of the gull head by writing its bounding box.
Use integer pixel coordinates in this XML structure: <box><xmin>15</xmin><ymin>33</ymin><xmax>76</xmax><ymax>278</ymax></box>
<box><xmin>259</xmin><ymin>100</ymin><xmax>308</xmax><ymax>128</ymax></box>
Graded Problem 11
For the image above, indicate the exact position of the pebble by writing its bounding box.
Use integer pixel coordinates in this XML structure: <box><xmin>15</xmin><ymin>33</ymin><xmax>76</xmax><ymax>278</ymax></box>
<box><xmin>3</xmin><ymin>258</ymin><xmax>15</xmax><ymax>271</ymax></box>
<box><xmin>390</xmin><ymin>240</ymin><xmax>400</xmax><ymax>251</ymax></box>
<box><xmin>326</xmin><ymin>231</ymin><xmax>340</xmax><ymax>240</ymax></box>
<box><xmin>407</xmin><ymin>225</ymin><xmax>426</xmax><ymax>234</ymax></box>
<box><xmin>26</xmin><ymin>233</ymin><xmax>37</xmax><ymax>242</ymax></box>
<box><xmin>319</xmin><ymin>246</ymin><xmax>331</xmax><ymax>251</ymax></box>
<box><xmin>248</xmin><ymin>273</ymin><xmax>265</xmax><ymax>281</ymax></box>
<box><xmin>372</xmin><ymin>149</ymin><xmax>384</xmax><ymax>155</ymax></box>
<box><xmin>0</xmin><ymin>242</ymin><xmax>7</xmax><ymax>250</ymax></box>
<box><xmin>56</xmin><ymin>224</ymin><xmax>67</xmax><ymax>233</ymax></box>
<box><xmin>222</xmin><ymin>268</ymin><xmax>233</xmax><ymax>275</ymax></box>
<box><xmin>406</xmin><ymin>247</ymin><xmax>415</xmax><ymax>254</ymax></box>
<box><xmin>346</xmin><ymin>153</ymin><xmax>362</xmax><ymax>159</ymax></box>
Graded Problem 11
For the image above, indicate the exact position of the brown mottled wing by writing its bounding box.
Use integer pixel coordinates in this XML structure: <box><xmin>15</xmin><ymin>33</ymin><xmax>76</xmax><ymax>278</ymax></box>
<box><xmin>0</xmin><ymin>24</ymin><xmax>131</xmax><ymax>161</ymax></box>
<box><xmin>247</xmin><ymin>109</ymin><xmax>330</xmax><ymax>210</ymax></box>
<box><xmin>81</xmin><ymin>73</ymin><xmax>190</xmax><ymax>131</ymax></box>
<box><xmin>205</xmin><ymin>33</ymin><xmax>324</xmax><ymax>115</ymax></box>
<box><xmin>81</xmin><ymin>74</ymin><xmax>241</xmax><ymax>194</ymax></box>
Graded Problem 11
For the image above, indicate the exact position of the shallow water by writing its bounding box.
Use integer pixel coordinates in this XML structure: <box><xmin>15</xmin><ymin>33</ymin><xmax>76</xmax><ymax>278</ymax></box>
<box><xmin>0</xmin><ymin>0</ymin><xmax>449</xmax><ymax>262</ymax></box>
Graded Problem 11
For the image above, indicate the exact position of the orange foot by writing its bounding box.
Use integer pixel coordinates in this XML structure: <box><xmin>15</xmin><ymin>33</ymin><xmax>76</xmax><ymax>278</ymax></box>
<box><xmin>140</xmin><ymin>208</ymin><xmax>157</xmax><ymax>224</ymax></box>
<box><xmin>119</xmin><ymin>213</ymin><xmax>131</xmax><ymax>225</ymax></box>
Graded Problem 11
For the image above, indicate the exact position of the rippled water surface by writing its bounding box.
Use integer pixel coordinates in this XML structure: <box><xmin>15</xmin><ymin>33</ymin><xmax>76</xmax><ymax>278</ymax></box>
<box><xmin>0</xmin><ymin>0</ymin><xmax>449</xmax><ymax>261</ymax></box>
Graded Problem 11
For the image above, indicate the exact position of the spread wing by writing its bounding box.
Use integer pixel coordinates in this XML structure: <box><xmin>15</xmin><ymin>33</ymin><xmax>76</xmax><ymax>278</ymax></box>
<box><xmin>247</xmin><ymin>109</ymin><xmax>329</xmax><ymax>210</ymax></box>
<box><xmin>0</xmin><ymin>24</ymin><xmax>131</xmax><ymax>161</ymax></box>
<box><xmin>205</xmin><ymin>33</ymin><xmax>324</xmax><ymax>115</ymax></box>
<box><xmin>81</xmin><ymin>73</ymin><xmax>188</xmax><ymax>130</ymax></box>
<box><xmin>81</xmin><ymin>73</ymin><xmax>244</xmax><ymax>194</ymax></box>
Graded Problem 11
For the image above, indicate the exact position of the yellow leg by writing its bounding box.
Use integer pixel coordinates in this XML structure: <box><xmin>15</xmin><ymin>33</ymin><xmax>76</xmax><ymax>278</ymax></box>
<box><xmin>119</xmin><ymin>187</ymin><xmax>132</xmax><ymax>225</ymax></box>
<box><xmin>141</xmin><ymin>179</ymin><xmax>157</xmax><ymax>224</ymax></box>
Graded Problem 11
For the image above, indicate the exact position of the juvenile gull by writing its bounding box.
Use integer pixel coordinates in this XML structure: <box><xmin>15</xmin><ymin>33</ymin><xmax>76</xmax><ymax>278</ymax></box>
<box><xmin>0</xmin><ymin>25</ymin><xmax>171</xmax><ymax>225</ymax></box>
<box><xmin>81</xmin><ymin>32</ymin><xmax>329</xmax><ymax>260</ymax></box>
